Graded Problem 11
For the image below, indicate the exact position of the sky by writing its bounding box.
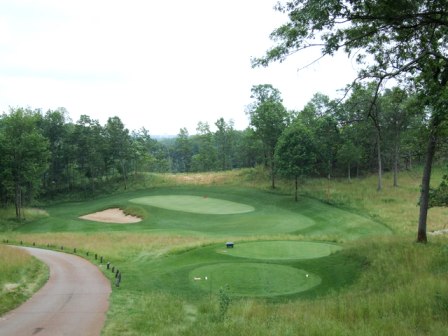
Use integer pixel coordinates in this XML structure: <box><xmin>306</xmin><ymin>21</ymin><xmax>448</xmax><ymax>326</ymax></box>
<box><xmin>0</xmin><ymin>0</ymin><xmax>359</xmax><ymax>136</ymax></box>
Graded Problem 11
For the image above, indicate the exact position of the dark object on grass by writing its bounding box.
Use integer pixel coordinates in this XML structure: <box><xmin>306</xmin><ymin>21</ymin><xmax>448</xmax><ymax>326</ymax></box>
<box><xmin>115</xmin><ymin>272</ymin><xmax>121</xmax><ymax>287</ymax></box>
<box><xmin>226</xmin><ymin>242</ymin><xmax>234</xmax><ymax>248</ymax></box>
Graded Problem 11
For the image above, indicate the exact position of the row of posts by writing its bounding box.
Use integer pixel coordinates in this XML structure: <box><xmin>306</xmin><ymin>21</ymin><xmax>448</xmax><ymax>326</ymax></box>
<box><xmin>2</xmin><ymin>239</ymin><xmax>122</xmax><ymax>287</ymax></box>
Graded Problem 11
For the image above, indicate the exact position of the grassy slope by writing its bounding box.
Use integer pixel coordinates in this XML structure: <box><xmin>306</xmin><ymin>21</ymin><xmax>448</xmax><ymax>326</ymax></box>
<box><xmin>0</xmin><ymin>245</ymin><xmax>49</xmax><ymax>316</ymax></box>
<box><xmin>0</xmin><ymin>167</ymin><xmax>447</xmax><ymax>335</ymax></box>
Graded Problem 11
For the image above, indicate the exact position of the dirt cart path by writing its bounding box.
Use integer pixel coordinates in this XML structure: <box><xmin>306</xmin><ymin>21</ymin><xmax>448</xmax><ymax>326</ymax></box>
<box><xmin>0</xmin><ymin>247</ymin><xmax>111</xmax><ymax>336</ymax></box>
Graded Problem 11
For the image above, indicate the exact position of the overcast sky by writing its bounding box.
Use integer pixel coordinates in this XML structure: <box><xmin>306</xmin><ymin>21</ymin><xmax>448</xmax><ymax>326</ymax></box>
<box><xmin>0</xmin><ymin>0</ymin><xmax>359</xmax><ymax>135</ymax></box>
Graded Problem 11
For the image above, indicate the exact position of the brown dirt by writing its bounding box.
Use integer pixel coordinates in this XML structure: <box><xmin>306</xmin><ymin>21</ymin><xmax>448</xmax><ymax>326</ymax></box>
<box><xmin>79</xmin><ymin>208</ymin><xmax>141</xmax><ymax>224</ymax></box>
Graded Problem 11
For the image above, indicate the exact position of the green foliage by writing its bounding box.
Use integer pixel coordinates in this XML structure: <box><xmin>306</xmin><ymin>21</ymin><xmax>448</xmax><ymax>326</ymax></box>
<box><xmin>218</xmin><ymin>285</ymin><xmax>231</xmax><ymax>320</ymax></box>
<box><xmin>276</xmin><ymin>120</ymin><xmax>316</xmax><ymax>199</ymax></box>
<box><xmin>0</xmin><ymin>108</ymin><xmax>50</xmax><ymax>218</ymax></box>
<box><xmin>247</xmin><ymin>84</ymin><xmax>290</xmax><ymax>187</ymax></box>
<box><xmin>430</xmin><ymin>171</ymin><xmax>448</xmax><ymax>207</ymax></box>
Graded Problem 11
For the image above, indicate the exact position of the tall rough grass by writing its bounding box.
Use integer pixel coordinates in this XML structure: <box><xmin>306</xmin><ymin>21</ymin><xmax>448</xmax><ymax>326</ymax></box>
<box><xmin>287</xmin><ymin>169</ymin><xmax>447</xmax><ymax>235</ymax></box>
<box><xmin>0</xmin><ymin>245</ymin><xmax>48</xmax><ymax>315</ymax></box>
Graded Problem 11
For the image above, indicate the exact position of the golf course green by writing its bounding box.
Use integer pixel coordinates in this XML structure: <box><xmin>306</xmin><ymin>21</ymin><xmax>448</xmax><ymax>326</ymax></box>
<box><xmin>218</xmin><ymin>241</ymin><xmax>343</xmax><ymax>260</ymax></box>
<box><xmin>189</xmin><ymin>263</ymin><xmax>321</xmax><ymax>297</ymax></box>
<box><xmin>130</xmin><ymin>195</ymin><xmax>255</xmax><ymax>214</ymax></box>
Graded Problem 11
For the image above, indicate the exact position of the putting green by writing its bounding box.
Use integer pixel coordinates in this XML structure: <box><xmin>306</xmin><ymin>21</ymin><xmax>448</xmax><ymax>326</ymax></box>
<box><xmin>129</xmin><ymin>195</ymin><xmax>255</xmax><ymax>215</ymax></box>
<box><xmin>219</xmin><ymin>241</ymin><xmax>342</xmax><ymax>260</ymax></box>
<box><xmin>190</xmin><ymin>263</ymin><xmax>321</xmax><ymax>297</ymax></box>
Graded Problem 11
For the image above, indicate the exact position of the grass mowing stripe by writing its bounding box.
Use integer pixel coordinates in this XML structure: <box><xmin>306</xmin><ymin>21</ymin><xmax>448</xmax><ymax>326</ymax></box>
<box><xmin>129</xmin><ymin>195</ymin><xmax>255</xmax><ymax>214</ymax></box>
<box><xmin>189</xmin><ymin>263</ymin><xmax>321</xmax><ymax>297</ymax></box>
<box><xmin>219</xmin><ymin>241</ymin><xmax>342</xmax><ymax>260</ymax></box>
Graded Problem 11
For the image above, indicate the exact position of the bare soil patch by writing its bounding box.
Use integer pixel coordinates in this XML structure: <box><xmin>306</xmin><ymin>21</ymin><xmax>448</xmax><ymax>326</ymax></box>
<box><xmin>79</xmin><ymin>208</ymin><xmax>141</xmax><ymax>224</ymax></box>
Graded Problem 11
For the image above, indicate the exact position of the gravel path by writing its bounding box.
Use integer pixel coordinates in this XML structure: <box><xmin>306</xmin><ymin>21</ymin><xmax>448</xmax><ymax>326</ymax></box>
<box><xmin>0</xmin><ymin>247</ymin><xmax>111</xmax><ymax>336</ymax></box>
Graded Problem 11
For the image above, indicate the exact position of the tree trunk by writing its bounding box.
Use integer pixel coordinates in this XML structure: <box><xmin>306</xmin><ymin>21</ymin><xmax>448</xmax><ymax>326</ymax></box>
<box><xmin>271</xmin><ymin>153</ymin><xmax>276</xmax><ymax>189</ymax></box>
<box><xmin>376</xmin><ymin>132</ymin><xmax>382</xmax><ymax>191</ymax></box>
<box><xmin>121</xmin><ymin>160</ymin><xmax>128</xmax><ymax>190</ymax></box>
<box><xmin>393</xmin><ymin>141</ymin><xmax>399</xmax><ymax>187</ymax></box>
<box><xmin>348</xmin><ymin>162</ymin><xmax>351</xmax><ymax>182</ymax></box>
<box><xmin>15</xmin><ymin>183</ymin><xmax>21</xmax><ymax>220</ymax></box>
<box><xmin>295</xmin><ymin>175</ymin><xmax>298</xmax><ymax>202</ymax></box>
<box><xmin>417</xmin><ymin>127</ymin><xmax>438</xmax><ymax>243</ymax></box>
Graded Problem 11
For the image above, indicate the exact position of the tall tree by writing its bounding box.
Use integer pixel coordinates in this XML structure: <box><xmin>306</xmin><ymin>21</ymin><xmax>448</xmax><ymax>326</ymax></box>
<box><xmin>191</xmin><ymin>122</ymin><xmax>217</xmax><ymax>172</ymax></box>
<box><xmin>72</xmin><ymin>115</ymin><xmax>105</xmax><ymax>194</ymax></box>
<box><xmin>104</xmin><ymin>116</ymin><xmax>132</xmax><ymax>189</ymax></box>
<box><xmin>247</xmin><ymin>84</ymin><xmax>290</xmax><ymax>188</ymax></box>
<box><xmin>214</xmin><ymin>118</ymin><xmax>235</xmax><ymax>171</ymax></box>
<box><xmin>173</xmin><ymin>128</ymin><xmax>192</xmax><ymax>173</ymax></box>
<box><xmin>275</xmin><ymin>120</ymin><xmax>316</xmax><ymax>201</ymax></box>
<box><xmin>39</xmin><ymin>108</ymin><xmax>71</xmax><ymax>195</ymax></box>
<box><xmin>298</xmin><ymin>93</ymin><xmax>340</xmax><ymax>179</ymax></box>
<box><xmin>0</xmin><ymin>108</ymin><xmax>49</xmax><ymax>219</ymax></box>
<box><xmin>253</xmin><ymin>0</ymin><xmax>448</xmax><ymax>242</ymax></box>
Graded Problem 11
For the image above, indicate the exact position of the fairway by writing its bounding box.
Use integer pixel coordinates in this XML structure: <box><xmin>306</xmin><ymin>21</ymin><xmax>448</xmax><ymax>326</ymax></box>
<box><xmin>189</xmin><ymin>263</ymin><xmax>321</xmax><ymax>297</ymax></box>
<box><xmin>13</xmin><ymin>186</ymin><xmax>390</xmax><ymax>299</ymax></box>
<box><xmin>219</xmin><ymin>241</ymin><xmax>342</xmax><ymax>260</ymax></box>
<box><xmin>130</xmin><ymin>195</ymin><xmax>255</xmax><ymax>215</ymax></box>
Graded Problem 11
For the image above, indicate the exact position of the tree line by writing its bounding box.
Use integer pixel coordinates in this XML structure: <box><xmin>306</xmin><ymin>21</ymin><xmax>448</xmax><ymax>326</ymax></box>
<box><xmin>1</xmin><ymin>77</ymin><xmax>445</xmax><ymax>221</ymax></box>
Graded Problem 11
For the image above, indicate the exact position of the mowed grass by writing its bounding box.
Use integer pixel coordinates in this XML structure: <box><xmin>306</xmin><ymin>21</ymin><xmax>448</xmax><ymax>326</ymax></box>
<box><xmin>130</xmin><ymin>195</ymin><xmax>255</xmax><ymax>214</ymax></box>
<box><xmin>221</xmin><ymin>241</ymin><xmax>342</xmax><ymax>260</ymax></box>
<box><xmin>189</xmin><ymin>263</ymin><xmax>321</xmax><ymax>297</ymax></box>
<box><xmin>0</xmin><ymin>245</ymin><xmax>48</xmax><ymax>315</ymax></box>
<box><xmin>15</xmin><ymin>186</ymin><xmax>390</xmax><ymax>240</ymax></box>
<box><xmin>1</xmin><ymin>167</ymin><xmax>447</xmax><ymax>335</ymax></box>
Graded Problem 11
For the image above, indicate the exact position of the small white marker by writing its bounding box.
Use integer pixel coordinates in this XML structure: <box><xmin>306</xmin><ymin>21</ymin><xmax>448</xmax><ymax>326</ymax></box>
<box><xmin>306</xmin><ymin>274</ymin><xmax>309</xmax><ymax>278</ymax></box>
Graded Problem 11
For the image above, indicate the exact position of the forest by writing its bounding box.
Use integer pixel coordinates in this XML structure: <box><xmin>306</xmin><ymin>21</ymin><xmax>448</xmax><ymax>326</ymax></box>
<box><xmin>0</xmin><ymin>81</ymin><xmax>446</xmax><ymax>217</ymax></box>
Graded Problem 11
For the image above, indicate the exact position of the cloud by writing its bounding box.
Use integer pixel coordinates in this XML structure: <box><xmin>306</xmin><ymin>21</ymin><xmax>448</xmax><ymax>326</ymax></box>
<box><xmin>0</xmin><ymin>0</ymin><xmax>358</xmax><ymax>135</ymax></box>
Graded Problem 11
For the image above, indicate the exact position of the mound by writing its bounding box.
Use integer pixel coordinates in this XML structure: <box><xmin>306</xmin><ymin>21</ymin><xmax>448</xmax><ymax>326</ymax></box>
<box><xmin>190</xmin><ymin>262</ymin><xmax>321</xmax><ymax>297</ymax></box>
<box><xmin>79</xmin><ymin>208</ymin><xmax>141</xmax><ymax>224</ymax></box>
<box><xmin>130</xmin><ymin>195</ymin><xmax>255</xmax><ymax>215</ymax></box>
<box><xmin>220</xmin><ymin>241</ymin><xmax>342</xmax><ymax>260</ymax></box>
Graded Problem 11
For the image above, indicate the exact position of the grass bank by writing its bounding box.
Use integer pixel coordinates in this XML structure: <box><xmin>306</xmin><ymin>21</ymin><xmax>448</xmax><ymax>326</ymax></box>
<box><xmin>0</xmin><ymin>245</ymin><xmax>48</xmax><ymax>315</ymax></box>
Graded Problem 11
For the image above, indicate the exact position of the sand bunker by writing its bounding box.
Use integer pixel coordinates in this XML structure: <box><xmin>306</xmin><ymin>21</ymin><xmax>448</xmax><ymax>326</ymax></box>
<box><xmin>79</xmin><ymin>208</ymin><xmax>141</xmax><ymax>224</ymax></box>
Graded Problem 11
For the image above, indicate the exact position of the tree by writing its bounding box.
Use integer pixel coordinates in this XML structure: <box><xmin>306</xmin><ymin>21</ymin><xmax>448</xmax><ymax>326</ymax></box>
<box><xmin>191</xmin><ymin>122</ymin><xmax>217</xmax><ymax>172</ymax></box>
<box><xmin>131</xmin><ymin>128</ymin><xmax>170</xmax><ymax>173</ymax></box>
<box><xmin>381</xmin><ymin>88</ymin><xmax>423</xmax><ymax>187</ymax></box>
<box><xmin>0</xmin><ymin>108</ymin><xmax>49</xmax><ymax>219</ymax></box>
<box><xmin>233</xmin><ymin>128</ymin><xmax>264</xmax><ymax>168</ymax></box>
<box><xmin>173</xmin><ymin>128</ymin><xmax>192</xmax><ymax>173</ymax></box>
<box><xmin>215</xmin><ymin>118</ymin><xmax>235</xmax><ymax>170</ymax></box>
<box><xmin>337</xmin><ymin>139</ymin><xmax>362</xmax><ymax>182</ymax></box>
<box><xmin>104</xmin><ymin>116</ymin><xmax>132</xmax><ymax>189</ymax></box>
<box><xmin>275</xmin><ymin>120</ymin><xmax>316</xmax><ymax>201</ymax></box>
<box><xmin>72</xmin><ymin>115</ymin><xmax>105</xmax><ymax>194</ymax></box>
<box><xmin>253</xmin><ymin>0</ymin><xmax>448</xmax><ymax>241</ymax></box>
<box><xmin>298</xmin><ymin>93</ymin><xmax>340</xmax><ymax>179</ymax></box>
<box><xmin>346</xmin><ymin>83</ymin><xmax>385</xmax><ymax>191</ymax></box>
<box><xmin>247</xmin><ymin>84</ymin><xmax>290</xmax><ymax>188</ymax></box>
<box><xmin>39</xmin><ymin>108</ymin><xmax>72</xmax><ymax>195</ymax></box>
<box><xmin>429</xmin><ymin>170</ymin><xmax>448</xmax><ymax>208</ymax></box>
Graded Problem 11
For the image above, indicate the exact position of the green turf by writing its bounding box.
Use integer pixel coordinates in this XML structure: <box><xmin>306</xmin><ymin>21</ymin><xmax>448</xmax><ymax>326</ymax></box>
<box><xmin>129</xmin><ymin>195</ymin><xmax>255</xmax><ymax>214</ymax></box>
<box><xmin>20</xmin><ymin>186</ymin><xmax>389</xmax><ymax>239</ymax></box>
<box><xmin>219</xmin><ymin>241</ymin><xmax>342</xmax><ymax>260</ymax></box>
<box><xmin>189</xmin><ymin>262</ymin><xmax>321</xmax><ymax>297</ymax></box>
<box><xmin>9</xmin><ymin>186</ymin><xmax>389</xmax><ymax>299</ymax></box>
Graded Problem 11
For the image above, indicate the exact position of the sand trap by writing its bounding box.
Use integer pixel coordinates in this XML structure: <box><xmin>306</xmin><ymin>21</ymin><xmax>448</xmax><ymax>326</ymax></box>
<box><xmin>79</xmin><ymin>208</ymin><xmax>141</xmax><ymax>224</ymax></box>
